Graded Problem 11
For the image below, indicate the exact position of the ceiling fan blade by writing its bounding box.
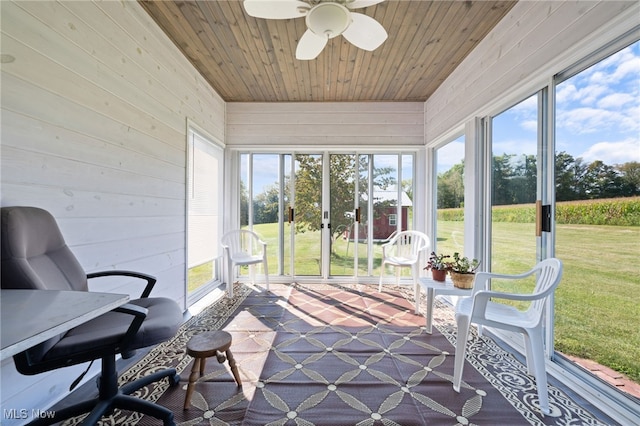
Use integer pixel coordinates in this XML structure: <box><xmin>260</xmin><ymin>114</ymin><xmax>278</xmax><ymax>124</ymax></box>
<box><xmin>243</xmin><ymin>0</ymin><xmax>309</xmax><ymax>19</ymax></box>
<box><xmin>342</xmin><ymin>13</ymin><xmax>387</xmax><ymax>51</ymax></box>
<box><xmin>346</xmin><ymin>0</ymin><xmax>385</xmax><ymax>10</ymax></box>
<box><xmin>296</xmin><ymin>29</ymin><xmax>328</xmax><ymax>60</ymax></box>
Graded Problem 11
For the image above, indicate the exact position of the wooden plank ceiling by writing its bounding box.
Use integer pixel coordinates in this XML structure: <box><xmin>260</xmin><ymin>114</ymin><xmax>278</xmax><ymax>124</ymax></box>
<box><xmin>139</xmin><ymin>0</ymin><xmax>516</xmax><ymax>102</ymax></box>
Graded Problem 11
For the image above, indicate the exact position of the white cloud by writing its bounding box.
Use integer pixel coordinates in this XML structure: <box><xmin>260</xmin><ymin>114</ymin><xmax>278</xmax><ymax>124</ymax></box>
<box><xmin>557</xmin><ymin>105</ymin><xmax>639</xmax><ymax>135</ymax></box>
<box><xmin>612</xmin><ymin>56</ymin><xmax>640</xmax><ymax>81</ymax></box>
<box><xmin>577</xmin><ymin>84</ymin><xmax>608</xmax><ymax>106</ymax></box>
<box><xmin>557</xmin><ymin>107</ymin><xmax>614</xmax><ymax>134</ymax></box>
<box><xmin>597</xmin><ymin>92</ymin><xmax>635</xmax><ymax>109</ymax></box>
<box><xmin>589</xmin><ymin>45</ymin><xmax>640</xmax><ymax>85</ymax></box>
<box><xmin>521</xmin><ymin>119</ymin><xmax>538</xmax><ymax>132</ymax></box>
<box><xmin>556</xmin><ymin>83</ymin><xmax>578</xmax><ymax>103</ymax></box>
<box><xmin>579</xmin><ymin>138</ymin><xmax>640</xmax><ymax>164</ymax></box>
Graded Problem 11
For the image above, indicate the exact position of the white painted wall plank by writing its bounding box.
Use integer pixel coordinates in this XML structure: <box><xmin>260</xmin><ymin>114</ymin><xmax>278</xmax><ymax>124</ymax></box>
<box><xmin>0</xmin><ymin>183</ymin><xmax>185</xmax><ymax>219</ymax></box>
<box><xmin>1</xmin><ymin>34</ymin><xmax>182</xmax><ymax>146</ymax></box>
<box><xmin>1</xmin><ymin>72</ymin><xmax>185</xmax><ymax>167</ymax></box>
<box><xmin>2</xmin><ymin>109</ymin><xmax>184</xmax><ymax>182</ymax></box>
<box><xmin>227</xmin><ymin>102</ymin><xmax>425</xmax><ymax>146</ymax></box>
<box><xmin>229</xmin><ymin>102</ymin><xmax>423</xmax><ymax>113</ymax></box>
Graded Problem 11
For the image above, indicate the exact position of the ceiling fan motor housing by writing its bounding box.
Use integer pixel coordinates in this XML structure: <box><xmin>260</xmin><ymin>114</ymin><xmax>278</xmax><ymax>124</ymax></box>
<box><xmin>306</xmin><ymin>2</ymin><xmax>351</xmax><ymax>38</ymax></box>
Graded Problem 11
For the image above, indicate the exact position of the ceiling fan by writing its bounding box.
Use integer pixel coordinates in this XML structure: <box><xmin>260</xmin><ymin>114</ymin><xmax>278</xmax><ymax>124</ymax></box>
<box><xmin>243</xmin><ymin>0</ymin><xmax>388</xmax><ymax>60</ymax></box>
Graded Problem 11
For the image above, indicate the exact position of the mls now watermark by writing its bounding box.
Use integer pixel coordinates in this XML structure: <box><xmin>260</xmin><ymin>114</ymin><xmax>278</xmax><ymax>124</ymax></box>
<box><xmin>3</xmin><ymin>408</ymin><xmax>56</xmax><ymax>420</ymax></box>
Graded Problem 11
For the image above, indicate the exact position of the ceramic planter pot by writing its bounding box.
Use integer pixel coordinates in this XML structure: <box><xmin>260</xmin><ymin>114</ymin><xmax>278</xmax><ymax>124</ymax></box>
<box><xmin>431</xmin><ymin>269</ymin><xmax>447</xmax><ymax>282</ymax></box>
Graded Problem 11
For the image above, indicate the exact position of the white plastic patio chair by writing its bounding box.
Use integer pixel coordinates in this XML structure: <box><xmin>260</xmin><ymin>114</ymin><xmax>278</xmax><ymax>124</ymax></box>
<box><xmin>452</xmin><ymin>258</ymin><xmax>563</xmax><ymax>415</ymax></box>
<box><xmin>221</xmin><ymin>229</ymin><xmax>269</xmax><ymax>298</ymax></box>
<box><xmin>378</xmin><ymin>230</ymin><xmax>430</xmax><ymax>293</ymax></box>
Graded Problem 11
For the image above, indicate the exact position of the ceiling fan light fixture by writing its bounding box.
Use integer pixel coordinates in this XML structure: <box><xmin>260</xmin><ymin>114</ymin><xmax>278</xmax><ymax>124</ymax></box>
<box><xmin>306</xmin><ymin>3</ymin><xmax>351</xmax><ymax>39</ymax></box>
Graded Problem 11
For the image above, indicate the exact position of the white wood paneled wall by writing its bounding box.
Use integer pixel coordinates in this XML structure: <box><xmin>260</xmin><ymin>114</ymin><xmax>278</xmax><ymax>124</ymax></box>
<box><xmin>0</xmin><ymin>0</ymin><xmax>224</xmax><ymax>420</ymax></box>
<box><xmin>226</xmin><ymin>102</ymin><xmax>425</xmax><ymax>146</ymax></box>
<box><xmin>424</xmin><ymin>0</ymin><xmax>639</xmax><ymax>142</ymax></box>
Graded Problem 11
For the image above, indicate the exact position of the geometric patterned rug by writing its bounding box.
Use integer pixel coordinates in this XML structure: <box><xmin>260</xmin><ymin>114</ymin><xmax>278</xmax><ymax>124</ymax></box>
<box><xmin>64</xmin><ymin>283</ymin><xmax>608</xmax><ymax>426</ymax></box>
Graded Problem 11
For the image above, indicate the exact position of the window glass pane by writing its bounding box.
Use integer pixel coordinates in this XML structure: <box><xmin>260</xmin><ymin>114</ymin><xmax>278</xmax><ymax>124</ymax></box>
<box><xmin>330</xmin><ymin>153</ymin><xmax>356</xmax><ymax>276</ymax></box>
<box><xmin>402</xmin><ymin>154</ymin><xmax>414</xmax><ymax>231</ymax></box>
<box><xmin>491</xmin><ymin>94</ymin><xmax>538</xmax><ymax>273</ymax></box>
<box><xmin>436</xmin><ymin>136</ymin><xmax>465</xmax><ymax>255</ymax></box>
<box><xmin>358</xmin><ymin>154</ymin><xmax>371</xmax><ymax>276</ymax></box>
<box><xmin>240</xmin><ymin>154</ymin><xmax>249</xmax><ymax>227</ymax></box>
<box><xmin>294</xmin><ymin>154</ymin><xmax>323</xmax><ymax>275</ymax></box>
<box><xmin>237</xmin><ymin>154</ymin><xmax>279</xmax><ymax>279</ymax></box>
<box><xmin>554</xmin><ymin>41</ymin><xmax>640</xmax><ymax>387</ymax></box>
<box><xmin>490</xmin><ymin>95</ymin><xmax>539</xmax><ymax>308</ymax></box>
<box><xmin>372</xmin><ymin>154</ymin><xmax>400</xmax><ymax>236</ymax></box>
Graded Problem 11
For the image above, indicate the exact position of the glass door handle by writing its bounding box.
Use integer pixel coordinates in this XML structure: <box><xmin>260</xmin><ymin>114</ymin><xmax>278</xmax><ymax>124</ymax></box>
<box><xmin>536</xmin><ymin>201</ymin><xmax>551</xmax><ymax>236</ymax></box>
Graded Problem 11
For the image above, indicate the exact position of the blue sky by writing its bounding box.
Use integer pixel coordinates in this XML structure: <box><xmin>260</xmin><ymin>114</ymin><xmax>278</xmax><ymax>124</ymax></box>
<box><xmin>438</xmin><ymin>40</ymin><xmax>639</xmax><ymax>173</ymax></box>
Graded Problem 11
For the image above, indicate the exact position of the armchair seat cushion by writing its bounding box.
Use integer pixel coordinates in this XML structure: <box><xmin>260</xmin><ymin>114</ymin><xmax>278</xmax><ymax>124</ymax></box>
<box><xmin>45</xmin><ymin>297</ymin><xmax>181</xmax><ymax>361</ymax></box>
<box><xmin>127</xmin><ymin>297</ymin><xmax>183</xmax><ymax>347</ymax></box>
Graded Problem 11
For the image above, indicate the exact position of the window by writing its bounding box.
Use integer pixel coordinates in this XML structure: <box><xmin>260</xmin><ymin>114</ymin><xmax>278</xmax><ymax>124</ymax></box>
<box><xmin>186</xmin><ymin>126</ymin><xmax>224</xmax><ymax>305</ymax></box>
<box><xmin>388</xmin><ymin>214</ymin><xmax>397</xmax><ymax>226</ymax></box>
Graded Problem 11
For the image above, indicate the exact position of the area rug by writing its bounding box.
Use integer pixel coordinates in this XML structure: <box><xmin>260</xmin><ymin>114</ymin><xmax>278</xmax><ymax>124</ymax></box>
<box><xmin>65</xmin><ymin>283</ymin><xmax>606</xmax><ymax>426</ymax></box>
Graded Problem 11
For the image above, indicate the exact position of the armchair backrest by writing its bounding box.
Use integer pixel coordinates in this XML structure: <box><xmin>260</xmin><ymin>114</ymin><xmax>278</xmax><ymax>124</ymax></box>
<box><xmin>221</xmin><ymin>229</ymin><xmax>264</xmax><ymax>258</ymax></box>
<box><xmin>385</xmin><ymin>230</ymin><xmax>430</xmax><ymax>260</ymax></box>
<box><xmin>529</xmin><ymin>258</ymin><xmax>563</xmax><ymax>318</ymax></box>
<box><xmin>1</xmin><ymin>206</ymin><xmax>91</xmax><ymax>362</ymax></box>
<box><xmin>1</xmin><ymin>206</ymin><xmax>88</xmax><ymax>292</ymax></box>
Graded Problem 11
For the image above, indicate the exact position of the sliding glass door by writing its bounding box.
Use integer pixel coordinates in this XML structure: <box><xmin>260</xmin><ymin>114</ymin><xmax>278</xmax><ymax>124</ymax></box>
<box><xmin>553</xmin><ymin>39</ymin><xmax>639</xmax><ymax>389</ymax></box>
<box><xmin>240</xmin><ymin>151</ymin><xmax>415</xmax><ymax>280</ymax></box>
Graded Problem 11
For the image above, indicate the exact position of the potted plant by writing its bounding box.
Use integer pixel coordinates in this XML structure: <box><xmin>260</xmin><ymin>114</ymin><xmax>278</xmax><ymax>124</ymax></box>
<box><xmin>448</xmin><ymin>252</ymin><xmax>480</xmax><ymax>289</ymax></box>
<box><xmin>424</xmin><ymin>252</ymin><xmax>450</xmax><ymax>282</ymax></box>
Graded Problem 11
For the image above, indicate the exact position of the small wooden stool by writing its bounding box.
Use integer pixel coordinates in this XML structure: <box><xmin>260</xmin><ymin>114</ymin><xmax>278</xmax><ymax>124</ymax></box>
<box><xmin>183</xmin><ymin>330</ymin><xmax>242</xmax><ymax>409</ymax></box>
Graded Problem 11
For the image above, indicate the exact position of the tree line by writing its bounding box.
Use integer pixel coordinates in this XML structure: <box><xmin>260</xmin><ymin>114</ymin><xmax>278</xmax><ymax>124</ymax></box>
<box><xmin>437</xmin><ymin>152</ymin><xmax>640</xmax><ymax>209</ymax></box>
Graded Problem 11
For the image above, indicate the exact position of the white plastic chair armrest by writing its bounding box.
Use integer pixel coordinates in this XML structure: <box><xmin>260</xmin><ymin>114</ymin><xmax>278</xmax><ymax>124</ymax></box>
<box><xmin>471</xmin><ymin>268</ymin><xmax>539</xmax><ymax>294</ymax></box>
<box><xmin>470</xmin><ymin>288</ymin><xmax>550</xmax><ymax>318</ymax></box>
<box><xmin>474</xmin><ymin>268</ymin><xmax>537</xmax><ymax>282</ymax></box>
<box><xmin>474</xmin><ymin>289</ymin><xmax>547</xmax><ymax>304</ymax></box>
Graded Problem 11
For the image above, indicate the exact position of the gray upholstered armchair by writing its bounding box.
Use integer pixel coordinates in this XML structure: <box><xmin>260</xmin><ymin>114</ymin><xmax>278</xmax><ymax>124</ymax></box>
<box><xmin>0</xmin><ymin>206</ymin><xmax>183</xmax><ymax>425</ymax></box>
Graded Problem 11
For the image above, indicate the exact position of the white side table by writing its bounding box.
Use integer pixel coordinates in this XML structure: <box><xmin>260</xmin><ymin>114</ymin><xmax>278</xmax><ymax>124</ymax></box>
<box><xmin>417</xmin><ymin>277</ymin><xmax>473</xmax><ymax>334</ymax></box>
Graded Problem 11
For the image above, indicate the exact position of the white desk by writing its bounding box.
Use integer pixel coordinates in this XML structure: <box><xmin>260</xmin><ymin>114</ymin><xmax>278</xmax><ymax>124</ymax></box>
<box><xmin>417</xmin><ymin>277</ymin><xmax>473</xmax><ymax>334</ymax></box>
<box><xmin>1</xmin><ymin>289</ymin><xmax>129</xmax><ymax>361</ymax></box>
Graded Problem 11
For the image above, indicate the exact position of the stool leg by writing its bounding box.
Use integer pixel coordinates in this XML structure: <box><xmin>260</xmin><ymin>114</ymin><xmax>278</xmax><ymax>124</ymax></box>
<box><xmin>200</xmin><ymin>357</ymin><xmax>207</xmax><ymax>376</ymax></box>
<box><xmin>226</xmin><ymin>349</ymin><xmax>242</xmax><ymax>386</ymax></box>
<box><xmin>184</xmin><ymin>358</ymin><xmax>201</xmax><ymax>409</ymax></box>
